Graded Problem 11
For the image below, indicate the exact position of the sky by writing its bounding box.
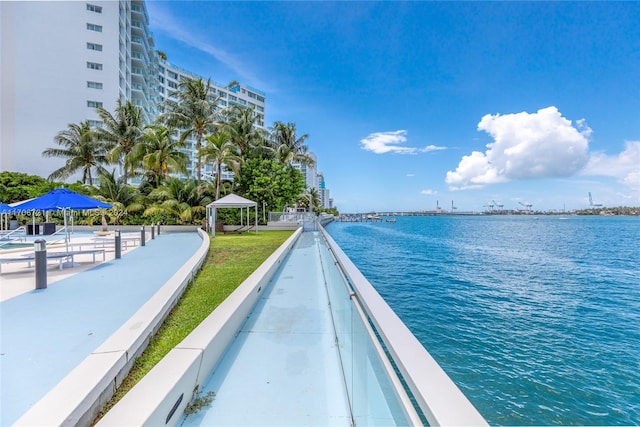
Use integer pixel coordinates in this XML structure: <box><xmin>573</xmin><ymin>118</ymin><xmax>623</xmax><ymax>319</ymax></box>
<box><xmin>146</xmin><ymin>1</ymin><xmax>640</xmax><ymax>213</ymax></box>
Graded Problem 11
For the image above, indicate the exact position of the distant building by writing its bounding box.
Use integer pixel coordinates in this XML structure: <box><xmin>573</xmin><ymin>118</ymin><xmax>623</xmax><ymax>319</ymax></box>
<box><xmin>317</xmin><ymin>171</ymin><xmax>331</xmax><ymax>209</ymax></box>
<box><xmin>0</xmin><ymin>0</ymin><xmax>265</xmax><ymax>182</ymax></box>
<box><xmin>292</xmin><ymin>152</ymin><xmax>332</xmax><ymax>210</ymax></box>
<box><xmin>292</xmin><ymin>152</ymin><xmax>318</xmax><ymax>190</ymax></box>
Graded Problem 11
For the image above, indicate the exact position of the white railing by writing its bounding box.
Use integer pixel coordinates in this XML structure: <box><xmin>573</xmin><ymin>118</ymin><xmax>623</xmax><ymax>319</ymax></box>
<box><xmin>0</xmin><ymin>226</ymin><xmax>27</xmax><ymax>246</ymax></box>
<box><xmin>268</xmin><ymin>211</ymin><xmax>307</xmax><ymax>223</ymax></box>
<box><xmin>45</xmin><ymin>226</ymin><xmax>68</xmax><ymax>246</ymax></box>
<box><xmin>319</xmin><ymin>225</ymin><xmax>488</xmax><ymax>426</ymax></box>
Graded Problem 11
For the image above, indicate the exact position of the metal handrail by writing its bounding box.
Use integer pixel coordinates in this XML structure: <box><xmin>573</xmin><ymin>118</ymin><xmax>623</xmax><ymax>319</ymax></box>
<box><xmin>319</xmin><ymin>225</ymin><xmax>488</xmax><ymax>427</ymax></box>
<box><xmin>0</xmin><ymin>226</ymin><xmax>27</xmax><ymax>246</ymax></box>
<box><xmin>45</xmin><ymin>226</ymin><xmax>68</xmax><ymax>246</ymax></box>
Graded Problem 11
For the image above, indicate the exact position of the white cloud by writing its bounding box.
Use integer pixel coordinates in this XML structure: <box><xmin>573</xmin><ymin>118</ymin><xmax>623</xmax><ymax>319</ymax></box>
<box><xmin>406</xmin><ymin>173</ymin><xmax>415</xmax><ymax>177</ymax></box>
<box><xmin>361</xmin><ymin>130</ymin><xmax>415</xmax><ymax>154</ymax></box>
<box><xmin>424</xmin><ymin>145</ymin><xmax>447</xmax><ymax>152</ymax></box>
<box><xmin>420</xmin><ymin>189</ymin><xmax>438</xmax><ymax>195</ymax></box>
<box><xmin>583</xmin><ymin>141</ymin><xmax>640</xmax><ymax>191</ymax></box>
<box><xmin>446</xmin><ymin>106</ymin><xmax>591</xmax><ymax>190</ymax></box>
<box><xmin>360</xmin><ymin>130</ymin><xmax>447</xmax><ymax>155</ymax></box>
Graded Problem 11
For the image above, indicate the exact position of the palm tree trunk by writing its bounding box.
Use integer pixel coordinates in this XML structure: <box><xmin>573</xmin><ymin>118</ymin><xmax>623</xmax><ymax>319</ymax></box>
<box><xmin>215</xmin><ymin>160</ymin><xmax>221</xmax><ymax>200</ymax></box>
<box><xmin>196</xmin><ymin>133</ymin><xmax>202</xmax><ymax>182</ymax></box>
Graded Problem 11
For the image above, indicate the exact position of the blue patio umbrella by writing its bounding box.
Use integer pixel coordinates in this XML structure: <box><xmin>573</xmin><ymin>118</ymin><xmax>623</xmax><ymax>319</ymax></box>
<box><xmin>11</xmin><ymin>188</ymin><xmax>111</xmax><ymax>251</ymax></box>
<box><xmin>12</xmin><ymin>188</ymin><xmax>111</xmax><ymax>212</ymax></box>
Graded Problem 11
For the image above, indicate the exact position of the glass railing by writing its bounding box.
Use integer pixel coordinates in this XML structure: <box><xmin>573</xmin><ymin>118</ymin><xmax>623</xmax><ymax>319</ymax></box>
<box><xmin>317</xmin><ymin>232</ymin><xmax>417</xmax><ymax>426</ymax></box>
<box><xmin>318</xmin><ymin>226</ymin><xmax>488</xmax><ymax>426</ymax></box>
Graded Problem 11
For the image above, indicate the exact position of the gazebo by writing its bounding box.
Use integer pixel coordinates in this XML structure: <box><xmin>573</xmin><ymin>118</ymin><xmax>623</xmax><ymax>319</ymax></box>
<box><xmin>206</xmin><ymin>194</ymin><xmax>258</xmax><ymax>237</ymax></box>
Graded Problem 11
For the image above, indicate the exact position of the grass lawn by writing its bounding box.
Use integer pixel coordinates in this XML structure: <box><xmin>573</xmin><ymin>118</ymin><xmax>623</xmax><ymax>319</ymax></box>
<box><xmin>94</xmin><ymin>230</ymin><xmax>294</xmax><ymax>422</ymax></box>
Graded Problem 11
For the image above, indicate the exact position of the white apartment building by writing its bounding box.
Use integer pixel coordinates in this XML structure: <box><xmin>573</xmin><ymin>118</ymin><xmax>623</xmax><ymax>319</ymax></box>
<box><xmin>292</xmin><ymin>153</ymin><xmax>332</xmax><ymax>210</ymax></box>
<box><xmin>0</xmin><ymin>0</ymin><xmax>265</xmax><ymax>183</ymax></box>
<box><xmin>158</xmin><ymin>62</ymin><xmax>265</xmax><ymax>180</ymax></box>
<box><xmin>1</xmin><ymin>1</ymin><xmax>158</xmax><ymax>177</ymax></box>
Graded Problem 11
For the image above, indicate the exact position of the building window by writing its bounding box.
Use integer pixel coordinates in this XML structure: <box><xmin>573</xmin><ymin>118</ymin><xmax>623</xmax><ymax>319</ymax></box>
<box><xmin>168</xmin><ymin>80</ymin><xmax>177</xmax><ymax>89</ymax></box>
<box><xmin>87</xmin><ymin>62</ymin><xmax>103</xmax><ymax>70</ymax></box>
<box><xmin>86</xmin><ymin>42</ymin><xmax>103</xmax><ymax>51</ymax></box>
<box><xmin>87</xmin><ymin>100</ymin><xmax>103</xmax><ymax>108</ymax></box>
<box><xmin>86</xmin><ymin>3</ymin><xmax>102</xmax><ymax>13</ymax></box>
<box><xmin>168</xmin><ymin>71</ymin><xmax>178</xmax><ymax>80</ymax></box>
<box><xmin>87</xmin><ymin>120</ymin><xmax>103</xmax><ymax>128</ymax></box>
<box><xmin>256</xmin><ymin>95</ymin><xmax>265</xmax><ymax>103</ymax></box>
<box><xmin>87</xmin><ymin>23</ymin><xmax>102</xmax><ymax>32</ymax></box>
<box><xmin>87</xmin><ymin>81</ymin><xmax>103</xmax><ymax>89</ymax></box>
<box><xmin>158</xmin><ymin>76</ymin><xmax>164</xmax><ymax>83</ymax></box>
<box><xmin>229</xmin><ymin>95</ymin><xmax>237</xmax><ymax>102</ymax></box>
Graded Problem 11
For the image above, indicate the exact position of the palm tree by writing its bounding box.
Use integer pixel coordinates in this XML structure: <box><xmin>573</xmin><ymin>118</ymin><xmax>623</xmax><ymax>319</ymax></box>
<box><xmin>298</xmin><ymin>187</ymin><xmax>321</xmax><ymax>212</ymax></box>
<box><xmin>160</xmin><ymin>78</ymin><xmax>219</xmax><ymax>182</ymax></box>
<box><xmin>132</xmin><ymin>125</ymin><xmax>188</xmax><ymax>187</ymax></box>
<box><xmin>94</xmin><ymin>100</ymin><xmax>144</xmax><ymax>184</ymax></box>
<box><xmin>94</xmin><ymin>170</ymin><xmax>144</xmax><ymax>225</ymax></box>
<box><xmin>200</xmin><ymin>131</ymin><xmax>241</xmax><ymax>200</ymax></box>
<box><xmin>221</xmin><ymin>105</ymin><xmax>266</xmax><ymax>160</ymax></box>
<box><xmin>268</xmin><ymin>121</ymin><xmax>314</xmax><ymax>166</ymax></box>
<box><xmin>42</xmin><ymin>121</ymin><xmax>109</xmax><ymax>185</ymax></box>
<box><xmin>144</xmin><ymin>178</ymin><xmax>211</xmax><ymax>224</ymax></box>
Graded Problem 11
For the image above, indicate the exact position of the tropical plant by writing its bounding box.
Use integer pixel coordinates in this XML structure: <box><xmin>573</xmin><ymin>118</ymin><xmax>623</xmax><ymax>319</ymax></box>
<box><xmin>200</xmin><ymin>131</ymin><xmax>241</xmax><ymax>200</ymax></box>
<box><xmin>132</xmin><ymin>125</ymin><xmax>188</xmax><ymax>187</ymax></box>
<box><xmin>94</xmin><ymin>100</ymin><xmax>144</xmax><ymax>184</ymax></box>
<box><xmin>297</xmin><ymin>187</ymin><xmax>321</xmax><ymax>212</ymax></box>
<box><xmin>160</xmin><ymin>78</ymin><xmax>219</xmax><ymax>182</ymax></box>
<box><xmin>235</xmin><ymin>158</ymin><xmax>306</xmax><ymax>213</ymax></box>
<box><xmin>144</xmin><ymin>178</ymin><xmax>211</xmax><ymax>224</ymax></box>
<box><xmin>0</xmin><ymin>172</ymin><xmax>56</xmax><ymax>204</ymax></box>
<box><xmin>221</xmin><ymin>105</ymin><xmax>266</xmax><ymax>160</ymax></box>
<box><xmin>93</xmin><ymin>170</ymin><xmax>145</xmax><ymax>225</ymax></box>
<box><xmin>268</xmin><ymin>121</ymin><xmax>314</xmax><ymax>166</ymax></box>
<box><xmin>42</xmin><ymin>121</ymin><xmax>110</xmax><ymax>185</ymax></box>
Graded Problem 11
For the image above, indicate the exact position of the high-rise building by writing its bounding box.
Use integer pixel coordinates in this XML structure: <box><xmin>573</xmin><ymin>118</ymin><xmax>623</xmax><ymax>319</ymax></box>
<box><xmin>1</xmin><ymin>1</ymin><xmax>159</xmax><ymax>177</ymax></box>
<box><xmin>292</xmin><ymin>152</ymin><xmax>317</xmax><ymax>190</ymax></box>
<box><xmin>158</xmin><ymin>61</ymin><xmax>265</xmax><ymax>179</ymax></box>
<box><xmin>317</xmin><ymin>171</ymin><xmax>331</xmax><ymax>209</ymax></box>
<box><xmin>292</xmin><ymin>153</ymin><xmax>332</xmax><ymax>210</ymax></box>
<box><xmin>0</xmin><ymin>1</ymin><xmax>265</xmax><ymax>183</ymax></box>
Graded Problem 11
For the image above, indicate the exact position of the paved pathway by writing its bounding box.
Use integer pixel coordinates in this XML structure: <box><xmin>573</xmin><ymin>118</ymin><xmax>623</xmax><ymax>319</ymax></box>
<box><xmin>0</xmin><ymin>232</ymin><xmax>203</xmax><ymax>426</ymax></box>
<box><xmin>180</xmin><ymin>231</ymin><xmax>352</xmax><ymax>426</ymax></box>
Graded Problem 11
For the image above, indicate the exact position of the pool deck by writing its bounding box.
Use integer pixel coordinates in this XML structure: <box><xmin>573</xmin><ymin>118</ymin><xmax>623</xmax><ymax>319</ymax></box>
<box><xmin>180</xmin><ymin>231</ymin><xmax>352</xmax><ymax>426</ymax></box>
<box><xmin>0</xmin><ymin>231</ymin><xmax>204</xmax><ymax>426</ymax></box>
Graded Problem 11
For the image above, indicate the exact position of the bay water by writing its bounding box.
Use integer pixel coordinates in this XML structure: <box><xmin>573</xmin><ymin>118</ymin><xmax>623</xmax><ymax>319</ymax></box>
<box><xmin>326</xmin><ymin>215</ymin><xmax>639</xmax><ymax>426</ymax></box>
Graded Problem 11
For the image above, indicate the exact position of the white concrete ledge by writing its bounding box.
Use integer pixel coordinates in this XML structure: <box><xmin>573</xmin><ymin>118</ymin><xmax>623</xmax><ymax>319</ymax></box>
<box><xmin>97</xmin><ymin>228</ymin><xmax>302</xmax><ymax>427</ymax></box>
<box><xmin>14</xmin><ymin>230</ymin><xmax>210</xmax><ymax>427</ymax></box>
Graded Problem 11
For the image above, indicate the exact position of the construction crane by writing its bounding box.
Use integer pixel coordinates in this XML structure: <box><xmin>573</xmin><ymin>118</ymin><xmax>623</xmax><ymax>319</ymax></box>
<box><xmin>518</xmin><ymin>201</ymin><xmax>533</xmax><ymax>212</ymax></box>
<box><xmin>451</xmin><ymin>200</ymin><xmax>457</xmax><ymax>211</ymax></box>
<box><xmin>589</xmin><ymin>192</ymin><xmax>603</xmax><ymax>208</ymax></box>
<box><xmin>492</xmin><ymin>200</ymin><xmax>503</xmax><ymax>211</ymax></box>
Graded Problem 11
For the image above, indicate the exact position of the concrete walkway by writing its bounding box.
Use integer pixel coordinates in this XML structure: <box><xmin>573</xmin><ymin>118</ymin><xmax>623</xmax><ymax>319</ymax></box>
<box><xmin>0</xmin><ymin>232</ymin><xmax>203</xmax><ymax>426</ymax></box>
<box><xmin>180</xmin><ymin>231</ymin><xmax>352</xmax><ymax>426</ymax></box>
